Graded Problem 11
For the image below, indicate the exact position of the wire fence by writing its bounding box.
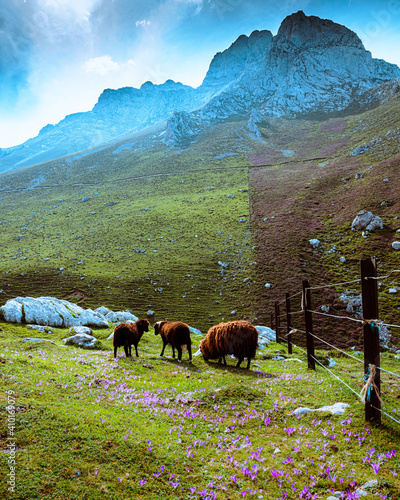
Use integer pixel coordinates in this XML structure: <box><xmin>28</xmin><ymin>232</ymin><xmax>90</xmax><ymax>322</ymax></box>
<box><xmin>269</xmin><ymin>258</ymin><xmax>400</xmax><ymax>425</ymax></box>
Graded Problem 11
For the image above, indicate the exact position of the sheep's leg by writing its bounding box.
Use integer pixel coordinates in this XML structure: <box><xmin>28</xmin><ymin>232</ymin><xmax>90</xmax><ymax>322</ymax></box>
<box><xmin>160</xmin><ymin>343</ymin><xmax>166</xmax><ymax>357</ymax></box>
<box><xmin>218</xmin><ymin>356</ymin><xmax>227</xmax><ymax>365</ymax></box>
<box><xmin>134</xmin><ymin>343</ymin><xmax>139</xmax><ymax>357</ymax></box>
<box><xmin>123</xmin><ymin>345</ymin><xmax>129</xmax><ymax>357</ymax></box>
<box><xmin>114</xmin><ymin>346</ymin><xmax>118</xmax><ymax>358</ymax></box>
<box><xmin>246</xmin><ymin>357</ymin><xmax>251</xmax><ymax>369</ymax></box>
<box><xmin>172</xmin><ymin>346</ymin><xmax>175</xmax><ymax>358</ymax></box>
<box><xmin>176</xmin><ymin>345</ymin><xmax>182</xmax><ymax>361</ymax></box>
<box><xmin>236</xmin><ymin>357</ymin><xmax>243</xmax><ymax>368</ymax></box>
<box><xmin>187</xmin><ymin>344</ymin><xmax>192</xmax><ymax>361</ymax></box>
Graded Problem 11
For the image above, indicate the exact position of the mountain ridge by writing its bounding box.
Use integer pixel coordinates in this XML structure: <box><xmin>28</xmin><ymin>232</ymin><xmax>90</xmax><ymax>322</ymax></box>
<box><xmin>1</xmin><ymin>10</ymin><xmax>399</xmax><ymax>172</ymax></box>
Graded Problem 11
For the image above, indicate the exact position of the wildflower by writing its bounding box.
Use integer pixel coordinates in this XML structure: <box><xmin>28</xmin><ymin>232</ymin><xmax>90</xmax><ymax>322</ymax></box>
<box><xmin>94</xmin><ymin>468</ymin><xmax>99</xmax><ymax>476</ymax></box>
<box><xmin>139</xmin><ymin>478</ymin><xmax>146</xmax><ymax>486</ymax></box>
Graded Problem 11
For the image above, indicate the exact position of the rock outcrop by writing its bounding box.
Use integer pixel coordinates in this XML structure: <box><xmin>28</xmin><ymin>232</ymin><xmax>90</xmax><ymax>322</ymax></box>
<box><xmin>1</xmin><ymin>11</ymin><xmax>399</xmax><ymax>169</ymax></box>
<box><xmin>351</xmin><ymin>210</ymin><xmax>383</xmax><ymax>231</ymax></box>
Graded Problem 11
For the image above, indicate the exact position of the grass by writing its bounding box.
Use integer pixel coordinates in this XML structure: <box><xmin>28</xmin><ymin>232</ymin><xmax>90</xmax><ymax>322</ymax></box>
<box><xmin>0</xmin><ymin>322</ymin><xmax>399</xmax><ymax>499</ymax></box>
<box><xmin>1</xmin><ymin>81</ymin><xmax>400</xmax><ymax>498</ymax></box>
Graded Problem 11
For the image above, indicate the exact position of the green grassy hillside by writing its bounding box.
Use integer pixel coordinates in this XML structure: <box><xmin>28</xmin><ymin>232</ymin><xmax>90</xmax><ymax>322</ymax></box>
<box><xmin>0</xmin><ymin>96</ymin><xmax>400</xmax><ymax>345</ymax></box>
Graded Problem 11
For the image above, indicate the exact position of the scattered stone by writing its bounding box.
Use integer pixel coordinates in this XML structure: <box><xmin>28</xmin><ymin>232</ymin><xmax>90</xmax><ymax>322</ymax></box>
<box><xmin>392</xmin><ymin>241</ymin><xmax>400</xmax><ymax>250</ymax></box>
<box><xmin>321</xmin><ymin>305</ymin><xmax>330</xmax><ymax>313</ymax></box>
<box><xmin>351</xmin><ymin>210</ymin><xmax>383</xmax><ymax>231</ymax></box>
<box><xmin>64</xmin><ymin>333</ymin><xmax>100</xmax><ymax>349</ymax></box>
<box><xmin>355</xmin><ymin>172</ymin><xmax>364</xmax><ymax>179</ymax></box>
<box><xmin>265</xmin><ymin>283</ymin><xmax>271</xmax><ymax>288</ymax></box>
<box><xmin>69</xmin><ymin>326</ymin><xmax>93</xmax><ymax>336</ymax></box>
<box><xmin>328</xmin><ymin>358</ymin><xmax>338</xmax><ymax>367</ymax></box>
<box><xmin>189</xmin><ymin>326</ymin><xmax>202</xmax><ymax>336</ymax></box>
<box><xmin>294</xmin><ymin>402</ymin><xmax>350</xmax><ymax>416</ymax></box>
<box><xmin>22</xmin><ymin>338</ymin><xmax>57</xmax><ymax>345</ymax></box>
<box><xmin>340</xmin><ymin>256</ymin><xmax>346</xmax><ymax>263</ymax></box>
<box><xmin>309</xmin><ymin>238</ymin><xmax>320</xmax><ymax>248</ymax></box>
<box><xmin>226</xmin><ymin>194</ymin><xmax>235</xmax><ymax>199</ymax></box>
<box><xmin>147</xmin><ymin>310</ymin><xmax>155</xmax><ymax>316</ymax></box>
<box><xmin>27</xmin><ymin>324</ymin><xmax>54</xmax><ymax>334</ymax></box>
<box><xmin>82</xmin><ymin>196</ymin><xmax>90</xmax><ymax>202</ymax></box>
<box><xmin>255</xmin><ymin>325</ymin><xmax>275</xmax><ymax>348</ymax></box>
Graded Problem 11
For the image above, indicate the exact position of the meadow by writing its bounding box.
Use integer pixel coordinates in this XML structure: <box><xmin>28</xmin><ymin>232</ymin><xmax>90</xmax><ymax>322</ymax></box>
<box><xmin>0</xmin><ymin>322</ymin><xmax>399</xmax><ymax>499</ymax></box>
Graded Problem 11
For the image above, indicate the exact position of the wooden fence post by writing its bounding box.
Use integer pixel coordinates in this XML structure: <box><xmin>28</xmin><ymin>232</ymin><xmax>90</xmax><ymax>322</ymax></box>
<box><xmin>286</xmin><ymin>292</ymin><xmax>292</xmax><ymax>354</ymax></box>
<box><xmin>270</xmin><ymin>312</ymin><xmax>274</xmax><ymax>333</ymax></box>
<box><xmin>275</xmin><ymin>301</ymin><xmax>281</xmax><ymax>343</ymax></box>
<box><xmin>303</xmin><ymin>279</ymin><xmax>315</xmax><ymax>370</ymax></box>
<box><xmin>361</xmin><ymin>258</ymin><xmax>381</xmax><ymax>423</ymax></box>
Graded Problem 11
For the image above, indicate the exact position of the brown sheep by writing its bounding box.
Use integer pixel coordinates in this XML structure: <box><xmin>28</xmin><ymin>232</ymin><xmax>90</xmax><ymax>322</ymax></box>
<box><xmin>200</xmin><ymin>320</ymin><xmax>258</xmax><ymax>369</ymax></box>
<box><xmin>113</xmin><ymin>319</ymin><xmax>150</xmax><ymax>358</ymax></box>
<box><xmin>153</xmin><ymin>321</ymin><xmax>192</xmax><ymax>362</ymax></box>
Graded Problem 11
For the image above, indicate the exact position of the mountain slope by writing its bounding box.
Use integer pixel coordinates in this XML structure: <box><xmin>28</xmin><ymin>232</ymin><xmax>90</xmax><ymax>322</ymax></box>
<box><xmin>1</xmin><ymin>11</ymin><xmax>399</xmax><ymax>172</ymax></box>
<box><xmin>1</xmin><ymin>82</ymin><xmax>400</xmax><ymax>348</ymax></box>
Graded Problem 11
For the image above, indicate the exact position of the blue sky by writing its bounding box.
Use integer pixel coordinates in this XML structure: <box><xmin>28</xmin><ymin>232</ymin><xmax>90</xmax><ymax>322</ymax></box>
<box><xmin>1</xmin><ymin>0</ymin><xmax>400</xmax><ymax>148</ymax></box>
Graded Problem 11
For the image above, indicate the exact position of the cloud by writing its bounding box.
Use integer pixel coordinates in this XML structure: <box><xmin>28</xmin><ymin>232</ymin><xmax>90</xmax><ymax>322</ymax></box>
<box><xmin>84</xmin><ymin>55</ymin><xmax>120</xmax><ymax>75</ymax></box>
<box><xmin>136</xmin><ymin>19</ymin><xmax>151</xmax><ymax>27</ymax></box>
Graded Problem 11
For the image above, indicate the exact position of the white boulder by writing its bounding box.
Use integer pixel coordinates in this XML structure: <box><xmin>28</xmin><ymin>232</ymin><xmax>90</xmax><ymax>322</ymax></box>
<box><xmin>294</xmin><ymin>402</ymin><xmax>350</xmax><ymax>416</ymax></box>
<box><xmin>392</xmin><ymin>241</ymin><xmax>400</xmax><ymax>250</ymax></box>
<box><xmin>255</xmin><ymin>325</ymin><xmax>276</xmax><ymax>348</ymax></box>
<box><xmin>69</xmin><ymin>326</ymin><xmax>93</xmax><ymax>336</ymax></box>
<box><xmin>309</xmin><ymin>239</ymin><xmax>320</xmax><ymax>248</ymax></box>
<box><xmin>351</xmin><ymin>210</ymin><xmax>383</xmax><ymax>231</ymax></box>
<box><xmin>64</xmin><ymin>333</ymin><xmax>99</xmax><ymax>349</ymax></box>
<box><xmin>1</xmin><ymin>296</ymin><xmax>109</xmax><ymax>328</ymax></box>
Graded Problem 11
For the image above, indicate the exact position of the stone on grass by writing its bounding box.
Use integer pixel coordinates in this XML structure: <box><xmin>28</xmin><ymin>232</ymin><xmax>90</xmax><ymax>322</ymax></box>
<box><xmin>1</xmin><ymin>296</ymin><xmax>109</xmax><ymax>328</ymax></box>
<box><xmin>392</xmin><ymin>241</ymin><xmax>400</xmax><ymax>250</ymax></box>
<box><xmin>309</xmin><ymin>238</ymin><xmax>320</xmax><ymax>248</ymax></box>
<box><xmin>69</xmin><ymin>326</ymin><xmax>93</xmax><ymax>336</ymax></box>
<box><xmin>64</xmin><ymin>333</ymin><xmax>99</xmax><ymax>349</ymax></box>
<box><xmin>294</xmin><ymin>402</ymin><xmax>350</xmax><ymax>416</ymax></box>
<box><xmin>351</xmin><ymin>210</ymin><xmax>383</xmax><ymax>231</ymax></box>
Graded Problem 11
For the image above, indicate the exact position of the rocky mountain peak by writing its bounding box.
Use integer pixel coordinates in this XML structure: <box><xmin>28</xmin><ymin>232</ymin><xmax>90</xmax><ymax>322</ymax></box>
<box><xmin>276</xmin><ymin>10</ymin><xmax>364</xmax><ymax>49</ymax></box>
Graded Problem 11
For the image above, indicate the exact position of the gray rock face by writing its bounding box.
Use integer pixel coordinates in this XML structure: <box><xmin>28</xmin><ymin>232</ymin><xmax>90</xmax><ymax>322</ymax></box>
<box><xmin>351</xmin><ymin>210</ymin><xmax>383</xmax><ymax>231</ymax></box>
<box><xmin>163</xmin><ymin>111</ymin><xmax>201</xmax><ymax>146</ymax></box>
<box><xmin>1</xmin><ymin>297</ymin><xmax>109</xmax><ymax>328</ymax></box>
<box><xmin>1</xmin><ymin>11</ymin><xmax>399</xmax><ymax>169</ymax></box>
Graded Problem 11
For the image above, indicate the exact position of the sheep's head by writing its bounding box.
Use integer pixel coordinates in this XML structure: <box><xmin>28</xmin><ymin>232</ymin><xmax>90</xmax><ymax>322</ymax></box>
<box><xmin>153</xmin><ymin>321</ymin><xmax>167</xmax><ymax>335</ymax></box>
<box><xmin>137</xmin><ymin>319</ymin><xmax>150</xmax><ymax>332</ymax></box>
<box><xmin>199</xmin><ymin>339</ymin><xmax>208</xmax><ymax>360</ymax></box>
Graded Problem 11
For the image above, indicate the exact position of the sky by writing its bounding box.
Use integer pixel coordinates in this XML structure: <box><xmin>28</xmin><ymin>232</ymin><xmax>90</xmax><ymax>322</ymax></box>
<box><xmin>1</xmin><ymin>0</ymin><xmax>400</xmax><ymax>148</ymax></box>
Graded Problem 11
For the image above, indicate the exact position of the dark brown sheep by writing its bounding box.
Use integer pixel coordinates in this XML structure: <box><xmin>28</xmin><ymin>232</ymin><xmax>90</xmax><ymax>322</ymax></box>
<box><xmin>153</xmin><ymin>321</ymin><xmax>192</xmax><ymax>362</ymax></box>
<box><xmin>113</xmin><ymin>319</ymin><xmax>150</xmax><ymax>358</ymax></box>
<box><xmin>200</xmin><ymin>320</ymin><xmax>258</xmax><ymax>369</ymax></box>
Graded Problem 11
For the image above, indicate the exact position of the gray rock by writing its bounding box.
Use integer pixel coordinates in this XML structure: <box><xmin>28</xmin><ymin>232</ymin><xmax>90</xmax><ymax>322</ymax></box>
<box><xmin>27</xmin><ymin>324</ymin><xmax>53</xmax><ymax>333</ymax></box>
<box><xmin>351</xmin><ymin>210</ymin><xmax>383</xmax><ymax>231</ymax></box>
<box><xmin>64</xmin><ymin>333</ymin><xmax>99</xmax><ymax>349</ymax></box>
<box><xmin>1</xmin><ymin>296</ymin><xmax>109</xmax><ymax>328</ymax></box>
<box><xmin>69</xmin><ymin>326</ymin><xmax>93</xmax><ymax>336</ymax></box>
<box><xmin>309</xmin><ymin>238</ymin><xmax>320</xmax><ymax>248</ymax></box>
<box><xmin>392</xmin><ymin>241</ymin><xmax>400</xmax><ymax>250</ymax></box>
<box><xmin>189</xmin><ymin>326</ymin><xmax>202</xmax><ymax>336</ymax></box>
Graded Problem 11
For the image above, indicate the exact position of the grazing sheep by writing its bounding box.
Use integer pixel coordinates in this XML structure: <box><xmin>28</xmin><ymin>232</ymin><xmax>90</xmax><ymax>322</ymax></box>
<box><xmin>200</xmin><ymin>320</ymin><xmax>258</xmax><ymax>369</ymax></box>
<box><xmin>113</xmin><ymin>319</ymin><xmax>150</xmax><ymax>358</ymax></box>
<box><xmin>153</xmin><ymin>321</ymin><xmax>192</xmax><ymax>362</ymax></box>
